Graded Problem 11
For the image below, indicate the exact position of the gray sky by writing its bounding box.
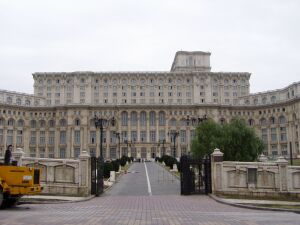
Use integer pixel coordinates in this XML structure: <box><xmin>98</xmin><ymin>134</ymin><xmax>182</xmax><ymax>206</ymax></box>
<box><xmin>0</xmin><ymin>0</ymin><xmax>299</xmax><ymax>94</ymax></box>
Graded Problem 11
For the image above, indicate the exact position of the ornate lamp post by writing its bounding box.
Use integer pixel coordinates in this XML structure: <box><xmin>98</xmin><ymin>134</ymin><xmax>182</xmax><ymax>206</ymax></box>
<box><xmin>168</xmin><ymin>131</ymin><xmax>179</xmax><ymax>158</ymax></box>
<box><xmin>113</xmin><ymin>131</ymin><xmax>121</xmax><ymax>159</ymax></box>
<box><xmin>93</xmin><ymin>115</ymin><xmax>116</xmax><ymax>196</ymax></box>
<box><xmin>158</xmin><ymin>139</ymin><xmax>166</xmax><ymax>157</ymax></box>
<box><xmin>124</xmin><ymin>139</ymin><xmax>134</xmax><ymax>158</ymax></box>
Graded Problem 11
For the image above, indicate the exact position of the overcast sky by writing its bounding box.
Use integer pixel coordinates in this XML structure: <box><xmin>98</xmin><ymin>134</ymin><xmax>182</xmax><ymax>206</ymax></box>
<box><xmin>0</xmin><ymin>0</ymin><xmax>299</xmax><ymax>94</ymax></box>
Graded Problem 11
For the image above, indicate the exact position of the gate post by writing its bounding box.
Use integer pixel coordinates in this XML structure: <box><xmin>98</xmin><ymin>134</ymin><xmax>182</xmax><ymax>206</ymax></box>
<box><xmin>180</xmin><ymin>155</ymin><xmax>192</xmax><ymax>195</ymax></box>
<box><xmin>79</xmin><ymin>150</ymin><xmax>90</xmax><ymax>196</ymax></box>
<box><xmin>211</xmin><ymin>148</ymin><xmax>223</xmax><ymax>194</ymax></box>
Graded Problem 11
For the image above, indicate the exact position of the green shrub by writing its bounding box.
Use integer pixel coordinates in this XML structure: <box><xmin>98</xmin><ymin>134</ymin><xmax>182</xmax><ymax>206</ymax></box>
<box><xmin>103</xmin><ymin>162</ymin><xmax>114</xmax><ymax>178</ymax></box>
<box><xmin>111</xmin><ymin>160</ymin><xmax>120</xmax><ymax>172</ymax></box>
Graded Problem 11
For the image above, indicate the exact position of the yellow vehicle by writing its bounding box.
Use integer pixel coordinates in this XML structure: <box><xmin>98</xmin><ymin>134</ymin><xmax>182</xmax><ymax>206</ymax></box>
<box><xmin>0</xmin><ymin>165</ymin><xmax>42</xmax><ymax>208</ymax></box>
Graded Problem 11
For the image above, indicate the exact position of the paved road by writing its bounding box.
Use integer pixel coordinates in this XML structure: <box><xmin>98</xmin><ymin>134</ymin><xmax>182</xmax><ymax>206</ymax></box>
<box><xmin>106</xmin><ymin>161</ymin><xmax>180</xmax><ymax>196</ymax></box>
<box><xmin>1</xmin><ymin>162</ymin><xmax>300</xmax><ymax>225</ymax></box>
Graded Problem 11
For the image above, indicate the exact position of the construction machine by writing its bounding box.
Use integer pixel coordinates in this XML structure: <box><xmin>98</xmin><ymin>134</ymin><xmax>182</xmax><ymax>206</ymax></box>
<box><xmin>0</xmin><ymin>164</ymin><xmax>42</xmax><ymax>208</ymax></box>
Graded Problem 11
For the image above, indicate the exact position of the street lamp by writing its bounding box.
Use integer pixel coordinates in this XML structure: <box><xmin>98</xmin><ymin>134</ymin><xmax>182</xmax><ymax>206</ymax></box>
<box><xmin>168</xmin><ymin>131</ymin><xmax>179</xmax><ymax>158</ymax></box>
<box><xmin>94</xmin><ymin>115</ymin><xmax>116</xmax><ymax>160</ymax></box>
<box><xmin>124</xmin><ymin>140</ymin><xmax>134</xmax><ymax>158</ymax></box>
<box><xmin>158</xmin><ymin>139</ymin><xmax>166</xmax><ymax>157</ymax></box>
<box><xmin>93</xmin><ymin>115</ymin><xmax>116</xmax><ymax>196</ymax></box>
<box><xmin>113</xmin><ymin>131</ymin><xmax>121</xmax><ymax>159</ymax></box>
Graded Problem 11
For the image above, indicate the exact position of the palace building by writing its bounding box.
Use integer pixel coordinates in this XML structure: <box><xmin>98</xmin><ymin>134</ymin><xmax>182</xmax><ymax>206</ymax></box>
<box><xmin>0</xmin><ymin>51</ymin><xmax>299</xmax><ymax>159</ymax></box>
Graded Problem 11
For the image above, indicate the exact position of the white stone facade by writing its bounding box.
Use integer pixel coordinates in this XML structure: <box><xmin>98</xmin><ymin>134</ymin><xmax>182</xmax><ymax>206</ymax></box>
<box><xmin>0</xmin><ymin>51</ymin><xmax>299</xmax><ymax>159</ymax></box>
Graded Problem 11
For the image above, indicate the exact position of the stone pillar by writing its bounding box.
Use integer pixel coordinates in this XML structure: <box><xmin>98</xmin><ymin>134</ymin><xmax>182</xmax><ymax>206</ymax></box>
<box><xmin>211</xmin><ymin>148</ymin><xmax>224</xmax><ymax>193</ymax></box>
<box><xmin>258</xmin><ymin>154</ymin><xmax>268</xmax><ymax>162</ymax></box>
<box><xmin>12</xmin><ymin>147</ymin><xmax>25</xmax><ymax>166</ymax></box>
<box><xmin>276</xmin><ymin>156</ymin><xmax>288</xmax><ymax>192</ymax></box>
<box><xmin>79</xmin><ymin>150</ymin><xmax>90</xmax><ymax>196</ymax></box>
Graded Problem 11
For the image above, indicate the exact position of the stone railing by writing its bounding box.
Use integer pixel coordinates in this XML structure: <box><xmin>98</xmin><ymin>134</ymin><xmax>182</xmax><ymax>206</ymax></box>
<box><xmin>211</xmin><ymin>149</ymin><xmax>300</xmax><ymax>198</ymax></box>
<box><xmin>1</xmin><ymin>148</ymin><xmax>91</xmax><ymax>197</ymax></box>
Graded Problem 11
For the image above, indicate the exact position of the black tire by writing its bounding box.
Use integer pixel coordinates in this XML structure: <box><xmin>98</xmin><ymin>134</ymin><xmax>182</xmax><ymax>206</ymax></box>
<box><xmin>5</xmin><ymin>196</ymin><xmax>20</xmax><ymax>208</ymax></box>
<box><xmin>0</xmin><ymin>189</ymin><xmax>3</xmax><ymax>209</ymax></box>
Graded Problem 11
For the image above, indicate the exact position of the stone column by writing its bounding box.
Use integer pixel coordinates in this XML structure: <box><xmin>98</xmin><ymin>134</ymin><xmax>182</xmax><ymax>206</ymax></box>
<box><xmin>276</xmin><ymin>156</ymin><xmax>288</xmax><ymax>192</ymax></box>
<box><xmin>211</xmin><ymin>148</ymin><xmax>224</xmax><ymax>194</ymax></box>
<box><xmin>79</xmin><ymin>150</ymin><xmax>90</xmax><ymax>196</ymax></box>
<box><xmin>12</xmin><ymin>147</ymin><xmax>25</xmax><ymax>166</ymax></box>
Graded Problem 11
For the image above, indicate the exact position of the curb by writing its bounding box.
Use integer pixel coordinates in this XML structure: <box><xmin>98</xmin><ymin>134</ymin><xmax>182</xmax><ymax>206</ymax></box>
<box><xmin>19</xmin><ymin>195</ymin><xmax>95</xmax><ymax>205</ymax></box>
<box><xmin>209</xmin><ymin>194</ymin><xmax>300</xmax><ymax>213</ymax></box>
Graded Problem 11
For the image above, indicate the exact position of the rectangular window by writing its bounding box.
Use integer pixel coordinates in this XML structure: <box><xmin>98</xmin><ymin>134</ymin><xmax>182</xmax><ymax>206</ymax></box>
<box><xmin>39</xmin><ymin>131</ymin><xmax>45</xmax><ymax>145</ymax></box>
<box><xmin>60</xmin><ymin>131</ymin><xmax>66</xmax><ymax>144</ymax></box>
<box><xmin>140</xmin><ymin>131</ymin><xmax>146</xmax><ymax>142</ymax></box>
<box><xmin>131</xmin><ymin>131</ymin><xmax>137</xmax><ymax>142</ymax></box>
<box><xmin>48</xmin><ymin>147</ymin><xmax>54</xmax><ymax>158</ymax></box>
<box><xmin>90</xmin><ymin>131</ymin><xmax>96</xmax><ymax>144</ymax></box>
<box><xmin>30</xmin><ymin>131</ymin><xmax>36</xmax><ymax>145</ymax></box>
<box><xmin>48</xmin><ymin>131</ymin><xmax>55</xmax><ymax>145</ymax></box>
<box><xmin>39</xmin><ymin>148</ymin><xmax>45</xmax><ymax>158</ymax></box>
<box><xmin>159</xmin><ymin>130</ymin><xmax>165</xmax><ymax>141</ymax></box>
<box><xmin>180</xmin><ymin>130</ymin><xmax>186</xmax><ymax>143</ymax></box>
<box><xmin>17</xmin><ymin>130</ymin><xmax>23</xmax><ymax>145</ymax></box>
<box><xmin>150</xmin><ymin>131</ymin><xmax>156</xmax><ymax>142</ymax></box>
<box><xmin>74</xmin><ymin>148</ymin><xmax>80</xmax><ymax>158</ymax></box>
<box><xmin>271</xmin><ymin>128</ymin><xmax>277</xmax><ymax>142</ymax></box>
<box><xmin>30</xmin><ymin>148</ymin><xmax>36</xmax><ymax>157</ymax></box>
<box><xmin>110</xmin><ymin>131</ymin><xmax>116</xmax><ymax>144</ymax></box>
<box><xmin>261</xmin><ymin>128</ymin><xmax>268</xmax><ymax>143</ymax></box>
<box><xmin>121</xmin><ymin>131</ymin><xmax>127</xmax><ymax>142</ymax></box>
<box><xmin>7</xmin><ymin>130</ymin><xmax>13</xmax><ymax>145</ymax></box>
<box><xmin>60</xmin><ymin>148</ymin><xmax>66</xmax><ymax>158</ymax></box>
<box><xmin>74</xmin><ymin>130</ymin><xmax>80</xmax><ymax>145</ymax></box>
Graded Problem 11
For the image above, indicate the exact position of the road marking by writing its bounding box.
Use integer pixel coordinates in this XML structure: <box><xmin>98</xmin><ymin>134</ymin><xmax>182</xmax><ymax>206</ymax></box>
<box><xmin>144</xmin><ymin>162</ymin><xmax>152</xmax><ymax>196</ymax></box>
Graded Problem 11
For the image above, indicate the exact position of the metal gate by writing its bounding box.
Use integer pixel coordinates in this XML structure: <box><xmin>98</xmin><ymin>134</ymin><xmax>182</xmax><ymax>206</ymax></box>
<box><xmin>180</xmin><ymin>155</ymin><xmax>212</xmax><ymax>195</ymax></box>
<box><xmin>91</xmin><ymin>156</ymin><xmax>104</xmax><ymax>196</ymax></box>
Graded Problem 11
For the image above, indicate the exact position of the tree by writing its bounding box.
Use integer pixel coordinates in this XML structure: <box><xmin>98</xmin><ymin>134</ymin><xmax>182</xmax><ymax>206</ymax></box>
<box><xmin>191</xmin><ymin>118</ymin><xmax>264</xmax><ymax>161</ymax></box>
<box><xmin>191</xmin><ymin>119</ymin><xmax>222</xmax><ymax>159</ymax></box>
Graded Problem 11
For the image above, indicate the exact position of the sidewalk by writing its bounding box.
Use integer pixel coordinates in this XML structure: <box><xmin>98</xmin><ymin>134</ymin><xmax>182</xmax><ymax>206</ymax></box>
<box><xmin>20</xmin><ymin>195</ymin><xmax>94</xmax><ymax>204</ymax></box>
<box><xmin>210</xmin><ymin>194</ymin><xmax>300</xmax><ymax>212</ymax></box>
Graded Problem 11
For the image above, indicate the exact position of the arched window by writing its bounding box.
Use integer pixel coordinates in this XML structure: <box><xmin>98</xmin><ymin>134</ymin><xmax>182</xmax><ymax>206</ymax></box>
<box><xmin>150</xmin><ymin>111</ymin><xmax>156</xmax><ymax>126</ymax></box>
<box><xmin>159</xmin><ymin>111</ymin><xmax>166</xmax><ymax>126</ymax></box>
<box><xmin>140</xmin><ymin>111</ymin><xmax>146</xmax><ymax>127</ymax></box>
<box><xmin>262</xmin><ymin>97</ymin><xmax>267</xmax><ymax>104</ymax></box>
<box><xmin>220</xmin><ymin>118</ymin><xmax>226</xmax><ymax>124</ymax></box>
<box><xmin>18</xmin><ymin>119</ymin><xmax>24</xmax><ymax>127</ymax></box>
<box><xmin>248</xmin><ymin>119</ymin><xmax>255</xmax><ymax>126</ymax></box>
<box><xmin>39</xmin><ymin>120</ymin><xmax>46</xmax><ymax>128</ymax></box>
<box><xmin>48</xmin><ymin>120</ymin><xmax>55</xmax><ymax>128</ymax></box>
<box><xmin>75</xmin><ymin>118</ymin><xmax>80</xmax><ymax>126</ymax></box>
<box><xmin>168</xmin><ymin>118</ymin><xmax>177</xmax><ymax>127</ymax></box>
<box><xmin>180</xmin><ymin>119</ymin><xmax>187</xmax><ymax>126</ymax></box>
<box><xmin>122</xmin><ymin>79</ymin><xmax>127</xmax><ymax>85</ymax></box>
<box><xmin>0</xmin><ymin>118</ymin><xmax>4</xmax><ymax>126</ymax></box>
<box><xmin>253</xmin><ymin>98</ymin><xmax>258</xmax><ymax>105</ymax></box>
<box><xmin>244</xmin><ymin>99</ymin><xmax>250</xmax><ymax>105</ymax></box>
<box><xmin>30</xmin><ymin>120</ymin><xmax>37</xmax><ymax>128</ymax></box>
<box><xmin>260</xmin><ymin>118</ymin><xmax>267</xmax><ymax>126</ymax></box>
<box><xmin>6</xmin><ymin>97</ymin><xmax>12</xmax><ymax>104</ymax></box>
<box><xmin>8</xmin><ymin>118</ymin><xmax>14</xmax><ymax>126</ymax></box>
<box><xmin>271</xmin><ymin>96</ymin><xmax>276</xmax><ymax>103</ymax></box>
<box><xmin>121</xmin><ymin>111</ymin><xmax>128</xmax><ymax>126</ymax></box>
<box><xmin>279</xmin><ymin>116</ymin><xmax>286</xmax><ymax>124</ymax></box>
<box><xmin>60</xmin><ymin>119</ymin><xmax>67</xmax><ymax>127</ymax></box>
<box><xmin>131</xmin><ymin>111</ymin><xmax>137</xmax><ymax>126</ymax></box>
<box><xmin>269</xmin><ymin>117</ymin><xmax>275</xmax><ymax>125</ymax></box>
<box><xmin>16</xmin><ymin>98</ymin><xmax>22</xmax><ymax>105</ymax></box>
<box><xmin>25</xmin><ymin>100</ymin><xmax>30</xmax><ymax>106</ymax></box>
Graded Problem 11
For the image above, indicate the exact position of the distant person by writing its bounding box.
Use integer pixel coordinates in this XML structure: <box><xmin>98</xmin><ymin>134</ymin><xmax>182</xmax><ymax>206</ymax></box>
<box><xmin>4</xmin><ymin>145</ymin><xmax>12</xmax><ymax>165</ymax></box>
